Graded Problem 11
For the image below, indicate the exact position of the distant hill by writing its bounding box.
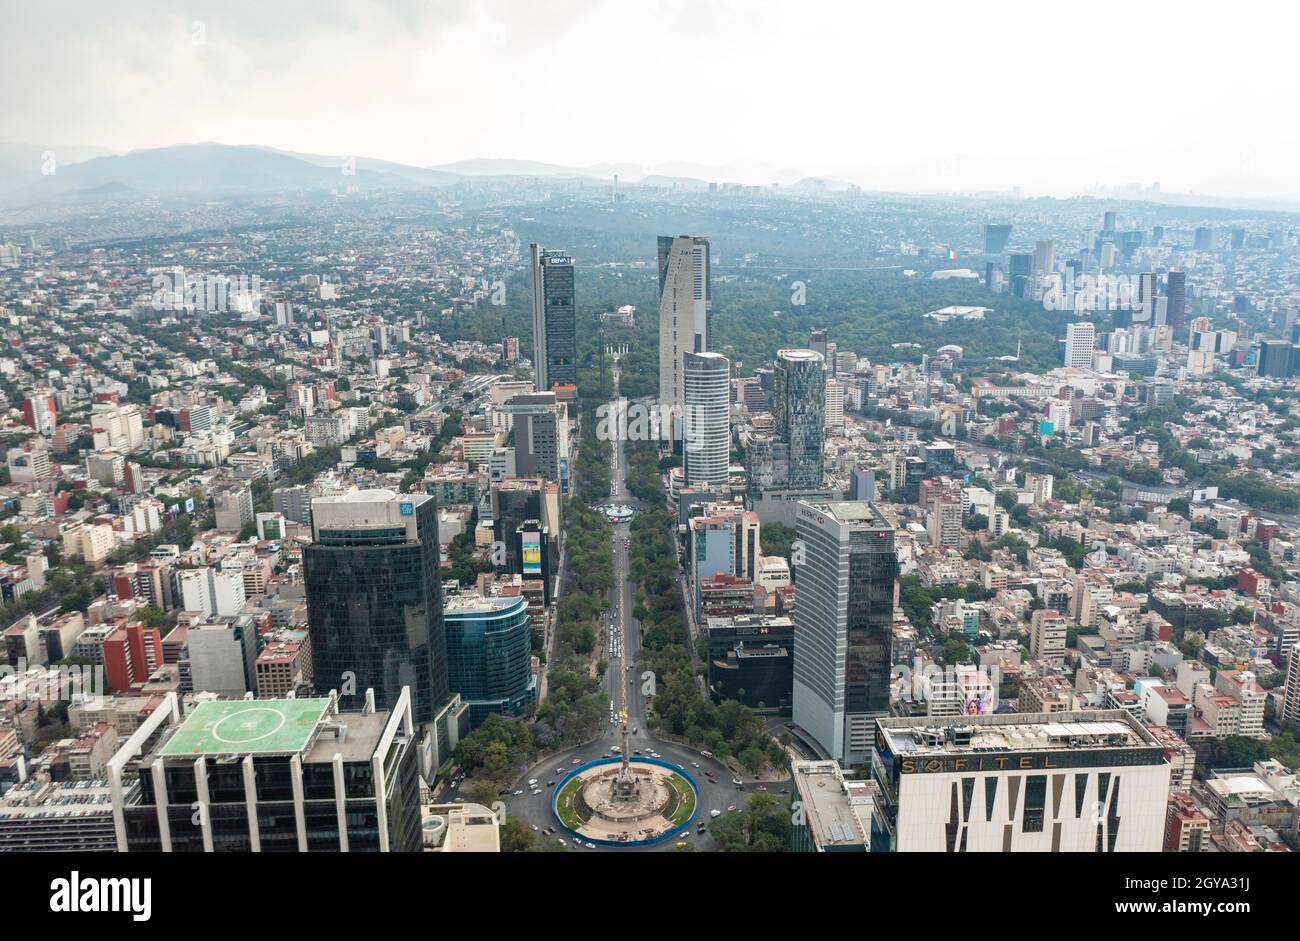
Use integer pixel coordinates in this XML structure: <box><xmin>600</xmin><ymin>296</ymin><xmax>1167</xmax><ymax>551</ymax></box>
<box><xmin>0</xmin><ymin>142</ymin><xmax>118</xmax><ymax>194</ymax></box>
<box><xmin>0</xmin><ymin>143</ymin><xmax>461</xmax><ymax>207</ymax></box>
<box><xmin>429</xmin><ymin>157</ymin><xmax>642</xmax><ymax>181</ymax></box>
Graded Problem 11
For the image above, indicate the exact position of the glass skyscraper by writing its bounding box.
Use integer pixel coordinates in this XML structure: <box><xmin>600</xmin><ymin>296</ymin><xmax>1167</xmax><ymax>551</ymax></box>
<box><xmin>530</xmin><ymin>243</ymin><xmax>577</xmax><ymax>392</ymax></box>
<box><xmin>773</xmin><ymin>349</ymin><xmax>825</xmax><ymax>490</ymax></box>
<box><xmin>303</xmin><ymin>490</ymin><xmax>449</xmax><ymax>724</ymax></box>
<box><xmin>443</xmin><ymin>593</ymin><xmax>536</xmax><ymax>727</ymax></box>
<box><xmin>791</xmin><ymin>500</ymin><xmax>897</xmax><ymax>767</ymax></box>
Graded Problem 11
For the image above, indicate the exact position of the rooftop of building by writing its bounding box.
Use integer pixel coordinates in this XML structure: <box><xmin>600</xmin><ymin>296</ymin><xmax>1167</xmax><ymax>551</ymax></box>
<box><xmin>876</xmin><ymin>709</ymin><xmax>1159</xmax><ymax>756</ymax></box>
<box><xmin>792</xmin><ymin>760</ymin><xmax>872</xmax><ymax>848</ymax></box>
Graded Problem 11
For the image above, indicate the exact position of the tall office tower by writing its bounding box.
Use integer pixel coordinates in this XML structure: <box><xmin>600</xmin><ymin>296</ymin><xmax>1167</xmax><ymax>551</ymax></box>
<box><xmin>824</xmin><ymin>377</ymin><xmax>846</xmax><ymax>433</ymax></box>
<box><xmin>657</xmin><ymin>235</ymin><xmax>711</xmax><ymax>434</ymax></box>
<box><xmin>869</xmin><ymin>711</ymin><xmax>1173</xmax><ymax>852</ymax></box>
<box><xmin>1193</xmin><ymin>226</ymin><xmax>1214</xmax><ymax>252</ymax></box>
<box><xmin>1135</xmin><ymin>272</ymin><xmax>1158</xmax><ymax>325</ymax></box>
<box><xmin>1063</xmin><ymin>321</ymin><xmax>1096</xmax><ymax>369</ymax></box>
<box><xmin>107</xmin><ymin>692</ymin><xmax>423</xmax><ymax>852</ymax></box>
<box><xmin>682</xmin><ymin>351</ymin><xmax>732</xmax><ymax>488</ymax></box>
<box><xmin>529</xmin><ymin>243</ymin><xmax>577</xmax><ymax>393</ymax></box>
<box><xmin>505</xmin><ymin>391</ymin><xmax>567</xmax><ymax>487</ymax></box>
<box><xmin>1165</xmin><ymin>270</ymin><xmax>1187</xmax><ymax>328</ymax></box>
<box><xmin>304</xmin><ymin>489</ymin><xmax>450</xmax><ymax>724</ymax></box>
<box><xmin>1008</xmin><ymin>253</ymin><xmax>1034</xmax><ymax>298</ymax></box>
<box><xmin>1151</xmin><ymin>225</ymin><xmax>1165</xmax><ymax>247</ymax></box>
<box><xmin>1034</xmin><ymin>239</ymin><xmax>1055</xmax><ymax>276</ymax></box>
<box><xmin>443</xmin><ymin>593</ymin><xmax>535</xmax><ymax>728</ymax></box>
<box><xmin>983</xmin><ymin>224</ymin><xmax>1012</xmax><ymax>255</ymax></box>
<box><xmin>1230</xmin><ymin>227</ymin><xmax>1247</xmax><ymax>251</ymax></box>
<box><xmin>1257</xmin><ymin>339</ymin><xmax>1298</xmax><ymax>378</ymax></box>
<box><xmin>22</xmin><ymin>392</ymin><xmax>57</xmax><ymax>435</ymax></box>
<box><xmin>774</xmin><ymin>349</ymin><xmax>826</xmax><ymax>489</ymax></box>
<box><xmin>791</xmin><ymin>500</ymin><xmax>898</xmax><ymax>766</ymax></box>
<box><xmin>1102</xmin><ymin>210</ymin><xmax>1117</xmax><ymax>232</ymax></box>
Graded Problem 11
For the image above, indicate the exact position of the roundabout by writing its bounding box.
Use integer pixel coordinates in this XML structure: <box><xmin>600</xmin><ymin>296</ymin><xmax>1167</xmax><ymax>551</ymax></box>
<box><xmin>553</xmin><ymin>755</ymin><xmax>698</xmax><ymax>846</ymax></box>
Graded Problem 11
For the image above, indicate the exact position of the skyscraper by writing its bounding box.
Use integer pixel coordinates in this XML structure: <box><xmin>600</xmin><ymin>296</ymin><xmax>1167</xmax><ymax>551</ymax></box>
<box><xmin>529</xmin><ymin>243</ymin><xmax>577</xmax><ymax>393</ymax></box>
<box><xmin>1166</xmin><ymin>270</ymin><xmax>1187</xmax><ymax>328</ymax></box>
<box><xmin>1008</xmin><ymin>253</ymin><xmax>1034</xmax><ymax>298</ymax></box>
<box><xmin>774</xmin><ymin>349</ymin><xmax>826</xmax><ymax>490</ymax></box>
<box><xmin>443</xmin><ymin>593</ymin><xmax>536</xmax><ymax>728</ymax></box>
<box><xmin>792</xmin><ymin>500</ymin><xmax>898</xmax><ymax>766</ymax></box>
<box><xmin>1034</xmin><ymin>239</ymin><xmax>1055</xmax><ymax>276</ymax></box>
<box><xmin>983</xmin><ymin>223</ymin><xmax>1012</xmax><ymax>255</ymax></box>
<box><xmin>658</xmin><ymin>235</ymin><xmax>711</xmax><ymax>433</ymax></box>
<box><xmin>1064</xmin><ymin>321</ymin><xmax>1096</xmax><ymax>369</ymax></box>
<box><xmin>682</xmin><ymin>350</ymin><xmax>731</xmax><ymax>488</ymax></box>
<box><xmin>304</xmin><ymin>489</ymin><xmax>450</xmax><ymax>723</ymax></box>
<box><xmin>1136</xmin><ymin>272</ymin><xmax>1159</xmax><ymax>325</ymax></box>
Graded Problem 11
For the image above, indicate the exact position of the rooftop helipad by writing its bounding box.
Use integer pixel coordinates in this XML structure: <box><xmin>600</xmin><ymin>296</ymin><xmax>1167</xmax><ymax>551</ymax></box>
<box><xmin>160</xmin><ymin>698</ymin><xmax>332</xmax><ymax>757</ymax></box>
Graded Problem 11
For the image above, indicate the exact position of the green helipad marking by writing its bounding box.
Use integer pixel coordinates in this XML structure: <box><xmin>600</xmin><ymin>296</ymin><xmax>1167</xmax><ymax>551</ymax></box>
<box><xmin>161</xmin><ymin>698</ymin><xmax>332</xmax><ymax>756</ymax></box>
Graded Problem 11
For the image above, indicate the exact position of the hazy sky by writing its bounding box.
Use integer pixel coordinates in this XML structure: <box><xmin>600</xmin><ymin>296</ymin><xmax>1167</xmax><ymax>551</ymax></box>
<box><xmin>3</xmin><ymin>0</ymin><xmax>1297</xmax><ymax>196</ymax></box>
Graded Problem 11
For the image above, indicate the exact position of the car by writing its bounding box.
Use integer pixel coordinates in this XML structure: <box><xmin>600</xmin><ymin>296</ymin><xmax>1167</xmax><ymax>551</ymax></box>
<box><xmin>557</xmin><ymin>839</ymin><xmax>566</xmax><ymax>847</ymax></box>
<box><xmin>633</xmin><ymin>750</ymin><xmax>642</xmax><ymax>755</ymax></box>
<box><xmin>727</xmin><ymin>805</ymin><xmax>737</xmax><ymax>812</ymax></box>
<box><xmin>674</xmin><ymin>841</ymin><xmax>688</xmax><ymax>849</ymax></box>
<box><xmin>547</xmin><ymin>781</ymin><xmax>555</xmax><ymax>787</ymax></box>
<box><xmin>513</xmin><ymin>789</ymin><xmax>523</xmax><ymax>796</ymax></box>
<box><xmin>529</xmin><ymin>823</ymin><xmax>539</xmax><ymax>831</ymax></box>
<box><xmin>556</xmin><ymin>768</ymin><xmax>565</xmax><ymax>775</ymax></box>
<box><xmin>757</xmin><ymin>784</ymin><xmax>768</xmax><ymax>791</ymax></box>
<box><xmin>632</xmin><ymin>727</ymin><xmax>638</xmax><ymax>735</ymax></box>
<box><xmin>585</xmin><ymin>842</ymin><xmax>596</xmax><ymax>849</ymax></box>
<box><xmin>528</xmin><ymin>779</ymin><xmax>538</xmax><ymax>787</ymax></box>
<box><xmin>691</xmin><ymin>761</ymin><xmax>700</xmax><ymax>768</ymax></box>
<box><xmin>732</xmin><ymin>777</ymin><xmax>743</xmax><ymax>785</ymax></box>
<box><xmin>710</xmin><ymin>809</ymin><xmax>721</xmax><ymax>818</ymax></box>
<box><xmin>571</xmin><ymin>758</ymin><xmax>581</xmax><ymax>764</ymax></box>
<box><xmin>603</xmin><ymin>753</ymin><xmax>612</xmax><ymax>758</ymax></box>
<box><xmin>701</xmin><ymin>751</ymin><xmax>713</xmax><ymax>759</ymax></box>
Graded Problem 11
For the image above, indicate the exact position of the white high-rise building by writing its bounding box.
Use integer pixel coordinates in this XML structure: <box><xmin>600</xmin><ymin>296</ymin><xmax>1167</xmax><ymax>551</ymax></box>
<box><xmin>871</xmin><ymin>711</ymin><xmax>1173</xmax><ymax>852</ymax></box>
<box><xmin>824</xmin><ymin>377</ymin><xmax>845</xmax><ymax>433</ymax></box>
<box><xmin>658</xmin><ymin>235</ymin><xmax>710</xmax><ymax>437</ymax></box>
<box><xmin>179</xmin><ymin>566</ymin><xmax>247</xmax><ymax>618</ymax></box>
<box><xmin>682</xmin><ymin>351</ymin><xmax>731</xmax><ymax>488</ymax></box>
<box><xmin>1064</xmin><ymin>321</ymin><xmax>1096</xmax><ymax>369</ymax></box>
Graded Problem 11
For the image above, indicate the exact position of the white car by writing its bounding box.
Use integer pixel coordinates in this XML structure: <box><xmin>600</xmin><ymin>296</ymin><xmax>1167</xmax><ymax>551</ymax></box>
<box><xmin>710</xmin><ymin>809</ymin><xmax>721</xmax><ymax>818</ymax></box>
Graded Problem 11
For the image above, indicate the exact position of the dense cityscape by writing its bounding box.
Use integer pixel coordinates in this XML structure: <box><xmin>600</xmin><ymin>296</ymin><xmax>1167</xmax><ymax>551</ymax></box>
<box><xmin>2</xmin><ymin>0</ymin><xmax>1295</xmax><ymax>923</ymax></box>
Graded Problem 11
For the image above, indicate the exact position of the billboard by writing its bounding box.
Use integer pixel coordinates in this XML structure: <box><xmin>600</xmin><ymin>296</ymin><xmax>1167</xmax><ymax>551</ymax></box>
<box><xmin>521</xmin><ymin>530</ymin><xmax>542</xmax><ymax>576</ymax></box>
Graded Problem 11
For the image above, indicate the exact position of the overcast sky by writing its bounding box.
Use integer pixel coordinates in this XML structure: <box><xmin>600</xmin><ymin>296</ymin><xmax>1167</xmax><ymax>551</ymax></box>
<box><xmin>3</xmin><ymin>0</ymin><xmax>1296</xmax><ymax>197</ymax></box>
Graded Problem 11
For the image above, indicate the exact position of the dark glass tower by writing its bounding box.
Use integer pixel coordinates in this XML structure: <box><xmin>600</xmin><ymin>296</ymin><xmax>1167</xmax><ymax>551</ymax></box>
<box><xmin>530</xmin><ymin>244</ymin><xmax>577</xmax><ymax>391</ymax></box>
<box><xmin>304</xmin><ymin>490</ymin><xmax>449</xmax><ymax>723</ymax></box>
<box><xmin>773</xmin><ymin>349</ymin><xmax>825</xmax><ymax>490</ymax></box>
<box><xmin>792</xmin><ymin>501</ymin><xmax>898</xmax><ymax>766</ymax></box>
